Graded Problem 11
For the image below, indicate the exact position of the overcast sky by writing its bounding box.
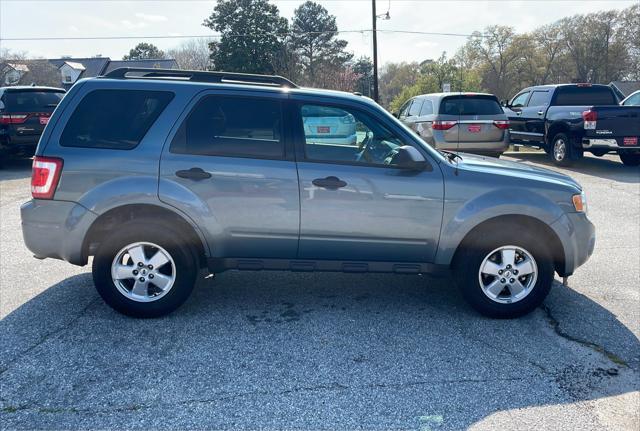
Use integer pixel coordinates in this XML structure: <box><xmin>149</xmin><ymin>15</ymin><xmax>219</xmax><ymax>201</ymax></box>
<box><xmin>0</xmin><ymin>0</ymin><xmax>637</xmax><ymax>65</ymax></box>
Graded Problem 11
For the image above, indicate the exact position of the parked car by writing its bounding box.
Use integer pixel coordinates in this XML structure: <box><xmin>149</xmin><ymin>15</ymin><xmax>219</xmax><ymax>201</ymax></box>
<box><xmin>21</xmin><ymin>68</ymin><xmax>595</xmax><ymax>319</ymax></box>
<box><xmin>301</xmin><ymin>104</ymin><xmax>357</xmax><ymax>145</ymax></box>
<box><xmin>0</xmin><ymin>86</ymin><xmax>65</xmax><ymax>163</ymax></box>
<box><xmin>504</xmin><ymin>83</ymin><xmax>640</xmax><ymax>166</ymax></box>
<box><xmin>396</xmin><ymin>93</ymin><xmax>510</xmax><ymax>158</ymax></box>
<box><xmin>620</xmin><ymin>90</ymin><xmax>640</xmax><ymax>106</ymax></box>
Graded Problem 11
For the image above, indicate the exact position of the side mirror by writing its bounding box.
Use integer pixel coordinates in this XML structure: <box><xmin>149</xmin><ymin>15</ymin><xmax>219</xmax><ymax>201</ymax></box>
<box><xmin>393</xmin><ymin>146</ymin><xmax>428</xmax><ymax>171</ymax></box>
<box><xmin>392</xmin><ymin>111</ymin><xmax>399</xmax><ymax>118</ymax></box>
<box><xmin>500</xmin><ymin>100</ymin><xmax>508</xmax><ymax>107</ymax></box>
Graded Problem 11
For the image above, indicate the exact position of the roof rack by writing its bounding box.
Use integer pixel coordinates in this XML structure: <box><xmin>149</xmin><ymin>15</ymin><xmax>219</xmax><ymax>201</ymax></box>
<box><xmin>101</xmin><ymin>67</ymin><xmax>298</xmax><ymax>88</ymax></box>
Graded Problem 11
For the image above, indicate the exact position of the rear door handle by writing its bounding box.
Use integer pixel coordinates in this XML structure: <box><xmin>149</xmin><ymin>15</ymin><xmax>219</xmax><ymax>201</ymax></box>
<box><xmin>537</xmin><ymin>111</ymin><xmax>544</xmax><ymax>115</ymax></box>
<box><xmin>312</xmin><ymin>176</ymin><xmax>347</xmax><ymax>190</ymax></box>
<box><xmin>175</xmin><ymin>167</ymin><xmax>211</xmax><ymax>180</ymax></box>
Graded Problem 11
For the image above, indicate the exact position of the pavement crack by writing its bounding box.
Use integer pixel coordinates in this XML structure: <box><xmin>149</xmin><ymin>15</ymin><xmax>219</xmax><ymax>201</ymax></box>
<box><xmin>1</xmin><ymin>376</ymin><xmax>528</xmax><ymax>415</ymax></box>
<box><xmin>541</xmin><ymin>304</ymin><xmax>628</xmax><ymax>367</ymax></box>
<box><xmin>0</xmin><ymin>298</ymin><xmax>99</xmax><ymax>377</ymax></box>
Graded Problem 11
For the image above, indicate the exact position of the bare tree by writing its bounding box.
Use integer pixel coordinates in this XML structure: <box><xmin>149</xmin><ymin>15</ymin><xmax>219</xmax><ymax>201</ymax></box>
<box><xmin>167</xmin><ymin>38</ymin><xmax>213</xmax><ymax>71</ymax></box>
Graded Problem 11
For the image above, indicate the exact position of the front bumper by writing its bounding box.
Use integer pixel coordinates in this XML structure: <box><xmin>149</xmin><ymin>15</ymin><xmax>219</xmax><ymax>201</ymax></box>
<box><xmin>21</xmin><ymin>199</ymin><xmax>97</xmax><ymax>266</ymax></box>
<box><xmin>550</xmin><ymin>212</ymin><xmax>596</xmax><ymax>277</ymax></box>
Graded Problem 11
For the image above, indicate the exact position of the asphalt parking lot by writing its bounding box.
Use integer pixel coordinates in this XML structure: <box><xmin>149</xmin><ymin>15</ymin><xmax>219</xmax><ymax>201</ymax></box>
<box><xmin>1</xmin><ymin>152</ymin><xmax>638</xmax><ymax>430</ymax></box>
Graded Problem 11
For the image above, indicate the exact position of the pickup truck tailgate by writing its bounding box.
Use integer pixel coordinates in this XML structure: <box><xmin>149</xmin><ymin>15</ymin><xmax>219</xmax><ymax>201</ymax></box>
<box><xmin>584</xmin><ymin>106</ymin><xmax>640</xmax><ymax>146</ymax></box>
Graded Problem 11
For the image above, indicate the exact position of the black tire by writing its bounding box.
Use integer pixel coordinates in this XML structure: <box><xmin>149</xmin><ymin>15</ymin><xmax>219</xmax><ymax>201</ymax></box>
<box><xmin>619</xmin><ymin>153</ymin><xmax>640</xmax><ymax>167</ymax></box>
<box><xmin>549</xmin><ymin>133</ymin><xmax>580</xmax><ymax>166</ymax></box>
<box><xmin>92</xmin><ymin>221</ymin><xmax>198</xmax><ymax>318</ymax></box>
<box><xmin>453</xmin><ymin>227</ymin><xmax>554</xmax><ymax>319</ymax></box>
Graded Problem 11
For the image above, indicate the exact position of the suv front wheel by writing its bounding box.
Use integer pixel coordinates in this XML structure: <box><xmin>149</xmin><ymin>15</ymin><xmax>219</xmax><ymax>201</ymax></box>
<box><xmin>453</xmin><ymin>229</ymin><xmax>554</xmax><ymax>318</ymax></box>
<box><xmin>92</xmin><ymin>221</ymin><xmax>198</xmax><ymax>317</ymax></box>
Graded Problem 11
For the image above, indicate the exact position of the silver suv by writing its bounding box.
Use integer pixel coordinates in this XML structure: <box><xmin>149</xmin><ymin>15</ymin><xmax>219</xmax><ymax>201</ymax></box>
<box><xmin>21</xmin><ymin>68</ymin><xmax>595</xmax><ymax>319</ymax></box>
<box><xmin>397</xmin><ymin>93</ymin><xmax>510</xmax><ymax>157</ymax></box>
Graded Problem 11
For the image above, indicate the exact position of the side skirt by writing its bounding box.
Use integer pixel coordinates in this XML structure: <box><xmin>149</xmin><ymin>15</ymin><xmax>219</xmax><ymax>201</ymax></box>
<box><xmin>208</xmin><ymin>257</ymin><xmax>450</xmax><ymax>277</ymax></box>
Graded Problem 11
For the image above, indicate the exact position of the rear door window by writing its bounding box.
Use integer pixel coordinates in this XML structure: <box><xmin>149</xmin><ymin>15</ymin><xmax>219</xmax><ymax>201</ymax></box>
<box><xmin>170</xmin><ymin>95</ymin><xmax>283</xmax><ymax>159</ymax></box>
<box><xmin>527</xmin><ymin>91</ymin><xmax>551</xmax><ymax>107</ymax></box>
<box><xmin>440</xmin><ymin>96</ymin><xmax>503</xmax><ymax>115</ymax></box>
<box><xmin>554</xmin><ymin>87</ymin><xmax>617</xmax><ymax>105</ymax></box>
<box><xmin>420</xmin><ymin>100</ymin><xmax>434</xmax><ymax>115</ymax></box>
<box><xmin>60</xmin><ymin>89</ymin><xmax>173</xmax><ymax>149</ymax></box>
<box><xmin>3</xmin><ymin>90</ymin><xmax>64</xmax><ymax>111</ymax></box>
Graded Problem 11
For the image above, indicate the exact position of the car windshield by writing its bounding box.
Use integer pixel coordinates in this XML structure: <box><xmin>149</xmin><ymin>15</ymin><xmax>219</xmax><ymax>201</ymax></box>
<box><xmin>4</xmin><ymin>90</ymin><xmax>64</xmax><ymax>111</ymax></box>
<box><xmin>440</xmin><ymin>96</ymin><xmax>503</xmax><ymax>116</ymax></box>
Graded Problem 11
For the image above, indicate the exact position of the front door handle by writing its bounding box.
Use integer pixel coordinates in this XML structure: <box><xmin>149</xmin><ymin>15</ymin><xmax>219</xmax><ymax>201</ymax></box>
<box><xmin>175</xmin><ymin>167</ymin><xmax>212</xmax><ymax>180</ymax></box>
<box><xmin>537</xmin><ymin>110</ymin><xmax>544</xmax><ymax>115</ymax></box>
<box><xmin>516</xmin><ymin>111</ymin><xmax>522</xmax><ymax>115</ymax></box>
<box><xmin>312</xmin><ymin>176</ymin><xmax>347</xmax><ymax>190</ymax></box>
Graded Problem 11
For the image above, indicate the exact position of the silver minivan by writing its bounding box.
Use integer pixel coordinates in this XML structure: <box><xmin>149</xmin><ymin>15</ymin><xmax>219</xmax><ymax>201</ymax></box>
<box><xmin>397</xmin><ymin>93</ymin><xmax>510</xmax><ymax>157</ymax></box>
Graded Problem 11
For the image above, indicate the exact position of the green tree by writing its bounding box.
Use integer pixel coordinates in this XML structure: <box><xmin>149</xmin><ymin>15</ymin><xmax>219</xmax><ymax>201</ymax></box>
<box><xmin>203</xmin><ymin>0</ymin><xmax>288</xmax><ymax>74</ymax></box>
<box><xmin>352</xmin><ymin>56</ymin><xmax>373</xmax><ymax>97</ymax></box>
<box><xmin>378</xmin><ymin>62</ymin><xmax>421</xmax><ymax>108</ymax></box>
<box><xmin>123</xmin><ymin>43</ymin><xmax>166</xmax><ymax>60</ymax></box>
<box><xmin>290</xmin><ymin>1</ymin><xmax>352</xmax><ymax>85</ymax></box>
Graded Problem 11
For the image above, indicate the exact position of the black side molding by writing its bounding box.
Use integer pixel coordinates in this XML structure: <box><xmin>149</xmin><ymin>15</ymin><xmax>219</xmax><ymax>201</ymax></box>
<box><xmin>207</xmin><ymin>257</ymin><xmax>450</xmax><ymax>277</ymax></box>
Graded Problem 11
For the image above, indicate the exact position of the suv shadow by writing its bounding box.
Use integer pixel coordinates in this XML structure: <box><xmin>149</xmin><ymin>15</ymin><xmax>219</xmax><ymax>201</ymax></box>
<box><xmin>1</xmin><ymin>271</ymin><xmax>638</xmax><ymax>429</ymax></box>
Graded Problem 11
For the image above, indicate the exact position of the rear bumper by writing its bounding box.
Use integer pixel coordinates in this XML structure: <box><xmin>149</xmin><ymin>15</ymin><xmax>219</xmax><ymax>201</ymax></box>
<box><xmin>550</xmin><ymin>212</ymin><xmax>596</xmax><ymax>277</ymax></box>
<box><xmin>21</xmin><ymin>199</ymin><xmax>97</xmax><ymax>266</ymax></box>
<box><xmin>435</xmin><ymin>140</ymin><xmax>510</xmax><ymax>153</ymax></box>
<box><xmin>582</xmin><ymin>138</ymin><xmax>640</xmax><ymax>151</ymax></box>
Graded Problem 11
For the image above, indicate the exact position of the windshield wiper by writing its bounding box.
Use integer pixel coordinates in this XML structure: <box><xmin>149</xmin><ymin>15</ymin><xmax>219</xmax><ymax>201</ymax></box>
<box><xmin>440</xmin><ymin>150</ymin><xmax>463</xmax><ymax>162</ymax></box>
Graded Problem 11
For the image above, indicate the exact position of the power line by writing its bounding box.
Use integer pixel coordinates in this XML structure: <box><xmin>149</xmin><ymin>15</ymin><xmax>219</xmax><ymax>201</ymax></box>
<box><xmin>0</xmin><ymin>29</ymin><xmax>484</xmax><ymax>42</ymax></box>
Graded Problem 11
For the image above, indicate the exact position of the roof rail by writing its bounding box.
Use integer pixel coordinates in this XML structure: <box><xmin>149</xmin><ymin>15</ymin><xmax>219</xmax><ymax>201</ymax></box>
<box><xmin>101</xmin><ymin>67</ymin><xmax>298</xmax><ymax>88</ymax></box>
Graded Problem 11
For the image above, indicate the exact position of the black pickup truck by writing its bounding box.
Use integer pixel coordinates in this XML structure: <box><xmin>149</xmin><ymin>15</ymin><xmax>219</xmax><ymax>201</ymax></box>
<box><xmin>504</xmin><ymin>83</ymin><xmax>640</xmax><ymax>166</ymax></box>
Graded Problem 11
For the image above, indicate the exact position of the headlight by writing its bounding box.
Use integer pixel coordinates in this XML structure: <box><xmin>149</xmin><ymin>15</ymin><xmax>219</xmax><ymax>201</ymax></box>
<box><xmin>572</xmin><ymin>191</ymin><xmax>588</xmax><ymax>214</ymax></box>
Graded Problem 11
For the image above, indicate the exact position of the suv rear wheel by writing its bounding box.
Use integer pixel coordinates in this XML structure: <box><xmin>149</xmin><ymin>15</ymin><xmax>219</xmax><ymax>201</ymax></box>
<box><xmin>92</xmin><ymin>221</ymin><xmax>198</xmax><ymax>317</ymax></box>
<box><xmin>453</xmin><ymin>229</ymin><xmax>554</xmax><ymax>318</ymax></box>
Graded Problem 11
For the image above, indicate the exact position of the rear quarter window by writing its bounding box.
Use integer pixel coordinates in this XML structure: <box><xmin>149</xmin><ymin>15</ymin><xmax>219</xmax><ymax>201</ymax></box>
<box><xmin>440</xmin><ymin>96</ymin><xmax>503</xmax><ymax>115</ymax></box>
<box><xmin>60</xmin><ymin>89</ymin><xmax>173</xmax><ymax>150</ymax></box>
<box><xmin>553</xmin><ymin>87</ymin><xmax>617</xmax><ymax>106</ymax></box>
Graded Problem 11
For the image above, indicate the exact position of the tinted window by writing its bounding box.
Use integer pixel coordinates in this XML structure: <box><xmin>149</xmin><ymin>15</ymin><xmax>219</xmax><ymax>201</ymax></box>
<box><xmin>510</xmin><ymin>92</ymin><xmax>530</xmax><ymax>108</ymax></box>
<box><xmin>408</xmin><ymin>99</ymin><xmax>423</xmax><ymax>116</ymax></box>
<box><xmin>440</xmin><ymin>96</ymin><xmax>503</xmax><ymax>115</ymax></box>
<box><xmin>4</xmin><ymin>90</ymin><xmax>64</xmax><ymax>111</ymax></box>
<box><xmin>554</xmin><ymin>86</ymin><xmax>617</xmax><ymax>106</ymax></box>
<box><xmin>170</xmin><ymin>96</ymin><xmax>283</xmax><ymax>159</ymax></box>
<box><xmin>420</xmin><ymin>100</ymin><xmax>434</xmax><ymax>115</ymax></box>
<box><xmin>61</xmin><ymin>90</ymin><xmax>172</xmax><ymax>150</ymax></box>
<box><xmin>527</xmin><ymin>91</ymin><xmax>551</xmax><ymax>107</ymax></box>
<box><xmin>301</xmin><ymin>104</ymin><xmax>408</xmax><ymax>167</ymax></box>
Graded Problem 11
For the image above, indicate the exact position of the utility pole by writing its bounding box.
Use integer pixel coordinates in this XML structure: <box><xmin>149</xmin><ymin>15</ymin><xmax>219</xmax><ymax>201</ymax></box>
<box><xmin>371</xmin><ymin>0</ymin><xmax>379</xmax><ymax>103</ymax></box>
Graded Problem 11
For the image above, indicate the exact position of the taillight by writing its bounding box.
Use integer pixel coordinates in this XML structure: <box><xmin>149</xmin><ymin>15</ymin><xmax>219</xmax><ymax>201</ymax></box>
<box><xmin>432</xmin><ymin>120</ymin><xmax>457</xmax><ymax>130</ymax></box>
<box><xmin>582</xmin><ymin>109</ymin><xmax>597</xmax><ymax>130</ymax></box>
<box><xmin>31</xmin><ymin>156</ymin><xmax>63</xmax><ymax>199</ymax></box>
<box><xmin>0</xmin><ymin>114</ymin><xmax>29</xmax><ymax>124</ymax></box>
<box><xmin>493</xmin><ymin>120</ymin><xmax>510</xmax><ymax>129</ymax></box>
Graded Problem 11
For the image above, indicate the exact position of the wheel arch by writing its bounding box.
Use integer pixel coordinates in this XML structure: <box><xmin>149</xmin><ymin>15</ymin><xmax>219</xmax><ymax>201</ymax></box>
<box><xmin>451</xmin><ymin>214</ymin><xmax>566</xmax><ymax>276</ymax></box>
<box><xmin>546</xmin><ymin>121</ymin><xmax>572</xmax><ymax>146</ymax></box>
<box><xmin>83</xmin><ymin>204</ymin><xmax>209</xmax><ymax>267</ymax></box>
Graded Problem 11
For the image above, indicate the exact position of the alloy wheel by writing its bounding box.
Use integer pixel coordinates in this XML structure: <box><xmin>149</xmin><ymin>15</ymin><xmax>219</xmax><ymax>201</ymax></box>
<box><xmin>477</xmin><ymin>245</ymin><xmax>538</xmax><ymax>304</ymax></box>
